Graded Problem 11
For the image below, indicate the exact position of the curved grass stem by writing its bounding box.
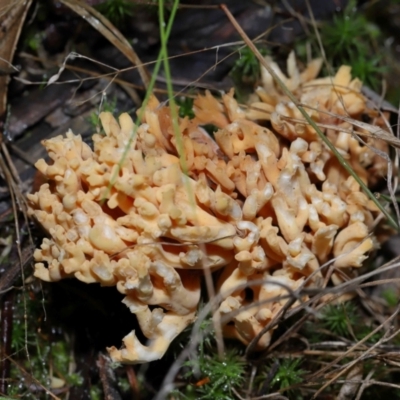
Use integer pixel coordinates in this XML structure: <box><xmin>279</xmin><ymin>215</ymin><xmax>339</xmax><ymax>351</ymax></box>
<box><xmin>106</xmin><ymin>0</ymin><xmax>179</xmax><ymax>197</ymax></box>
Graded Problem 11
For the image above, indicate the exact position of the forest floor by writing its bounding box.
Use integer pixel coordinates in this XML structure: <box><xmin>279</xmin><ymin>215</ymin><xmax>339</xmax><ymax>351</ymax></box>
<box><xmin>2</xmin><ymin>0</ymin><xmax>400</xmax><ymax>399</ymax></box>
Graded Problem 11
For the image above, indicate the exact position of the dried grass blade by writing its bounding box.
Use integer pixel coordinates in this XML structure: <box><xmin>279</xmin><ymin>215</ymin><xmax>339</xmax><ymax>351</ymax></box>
<box><xmin>302</xmin><ymin>104</ymin><xmax>400</xmax><ymax>148</ymax></box>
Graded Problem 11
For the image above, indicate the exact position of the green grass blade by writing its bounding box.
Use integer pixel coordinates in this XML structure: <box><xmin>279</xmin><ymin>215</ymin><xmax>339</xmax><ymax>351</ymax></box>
<box><xmin>105</xmin><ymin>0</ymin><xmax>180</xmax><ymax>198</ymax></box>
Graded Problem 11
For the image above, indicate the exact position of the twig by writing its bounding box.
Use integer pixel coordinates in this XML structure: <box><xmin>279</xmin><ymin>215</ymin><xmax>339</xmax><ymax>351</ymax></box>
<box><xmin>336</xmin><ymin>364</ymin><xmax>363</xmax><ymax>400</ymax></box>
<box><xmin>8</xmin><ymin>356</ymin><xmax>62</xmax><ymax>400</ymax></box>
<box><xmin>0</xmin><ymin>290</ymin><xmax>14</xmax><ymax>394</ymax></box>
<box><xmin>97</xmin><ymin>354</ymin><xmax>122</xmax><ymax>400</ymax></box>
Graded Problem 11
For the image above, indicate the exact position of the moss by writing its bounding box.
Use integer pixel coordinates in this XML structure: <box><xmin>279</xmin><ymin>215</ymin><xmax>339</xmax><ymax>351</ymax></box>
<box><xmin>95</xmin><ymin>0</ymin><xmax>134</xmax><ymax>26</ymax></box>
<box><xmin>230</xmin><ymin>45</ymin><xmax>268</xmax><ymax>101</ymax></box>
<box><xmin>176</xmin><ymin>96</ymin><xmax>195</xmax><ymax>119</ymax></box>
<box><xmin>321</xmin><ymin>302</ymin><xmax>359</xmax><ymax>338</ymax></box>
<box><xmin>87</xmin><ymin>96</ymin><xmax>118</xmax><ymax>134</ymax></box>
<box><xmin>270</xmin><ymin>358</ymin><xmax>306</xmax><ymax>397</ymax></box>
<box><xmin>183</xmin><ymin>349</ymin><xmax>246</xmax><ymax>400</ymax></box>
<box><xmin>295</xmin><ymin>0</ymin><xmax>385</xmax><ymax>90</ymax></box>
<box><xmin>382</xmin><ymin>288</ymin><xmax>398</xmax><ymax>307</ymax></box>
<box><xmin>7</xmin><ymin>286</ymin><xmax>87</xmax><ymax>397</ymax></box>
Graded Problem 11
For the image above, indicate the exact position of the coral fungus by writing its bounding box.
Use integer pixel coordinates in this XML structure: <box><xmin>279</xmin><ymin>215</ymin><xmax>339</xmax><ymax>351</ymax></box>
<box><xmin>28</xmin><ymin>54</ymin><xmax>389</xmax><ymax>363</ymax></box>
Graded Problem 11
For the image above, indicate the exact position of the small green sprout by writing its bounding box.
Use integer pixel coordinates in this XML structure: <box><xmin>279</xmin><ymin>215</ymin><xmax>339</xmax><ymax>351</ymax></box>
<box><xmin>67</xmin><ymin>373</ymin><xmax>84</xmax><ymax>387</ymax></box>
<box><xmin>320</xmin><ymin>0</ymin><xmax>383</xmax><ymax>88</ymax></box>
<box><xmin>117</xmin><ymin>376</ymin><xmax>131</xmax><ymax>393</ymax></box>
<box><xmin>27</xmin><ymin>32</ymin><xmax>46</xmax><ymax>52</ymax></box>
<box><xmin>168</xmin><ymin>386</ymin><xmax>197</xmax><ymax>400</ymax></box>
<box><xmin>321</xmin><ymin>302</ymin><xmax>359</xmax><ymax>337</ymax></box>
<box><xmin>382</xmin><ymin>288</ymin><xmax>398</xmax><ymax>308</ymax></box>
<box><xmin>296</xmin><ymin>0</ymin><xmax>385</xmax><ymax>90</ymax></box>
<box><xmin>11</xmin><ymin>293</ymin><xmax>37</xmax><ymax>353</ymax></box>
<box><xmin>185</xmin><ymin>349</ymin><xmax>246</xmax><ymax>400</ymax></box>
<box><xmin>320</xmin><ymin>1</ymin><xmax>370</xmax><ymax>58</ymax></box>
<box><xmin>88</xmin><ymin>96</ymin><xmax>118</xmax><ymax>133</ymax></box>
<box><xmin>11</xmin><ymin>318</ymin><xmax>28</xmax><ymax>353</ymax></box>
<box><xmin>8</xmin><ymin>293</ymin><xmax>41</xmax><ymax>395</ymax></box>
<box><xmin>96</xmin><ymin>0</ymin><xmax>134</xmax><ymax>26</ymax></box>
<box><xmin>176</xmin><ymin>96</ymin><xmax>195</xmax><ymax>119</ymax></box>
<box><xmin>230</xmin><ymin>45</ymin><xmax>268</xmax><ymax>85</ymax></box>
<box><xmin>51</xmin><ymin>340</ymin><xmax>84</xmax><ymax>386</ymax></box>
<box><xmin>356</xmin><ymin>325</ymin><xmax>384</xmax><ymax>344</ymax></box>
<box><xmin>90</xmin><ymin>385</ymin><xmax>103</xmax><ymax>400</ymax></box>
<box><xmin>271</xmin><ymin>358</ymin><xmax>306</xmax><ymax>395</ymax></box>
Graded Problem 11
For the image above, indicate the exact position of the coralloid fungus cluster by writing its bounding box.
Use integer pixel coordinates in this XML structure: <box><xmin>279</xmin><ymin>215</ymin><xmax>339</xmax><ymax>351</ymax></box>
<box><xmin>28</xmin><ymin>53</ymin><xmax>389</xmax><ymax>363</ymax></box>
